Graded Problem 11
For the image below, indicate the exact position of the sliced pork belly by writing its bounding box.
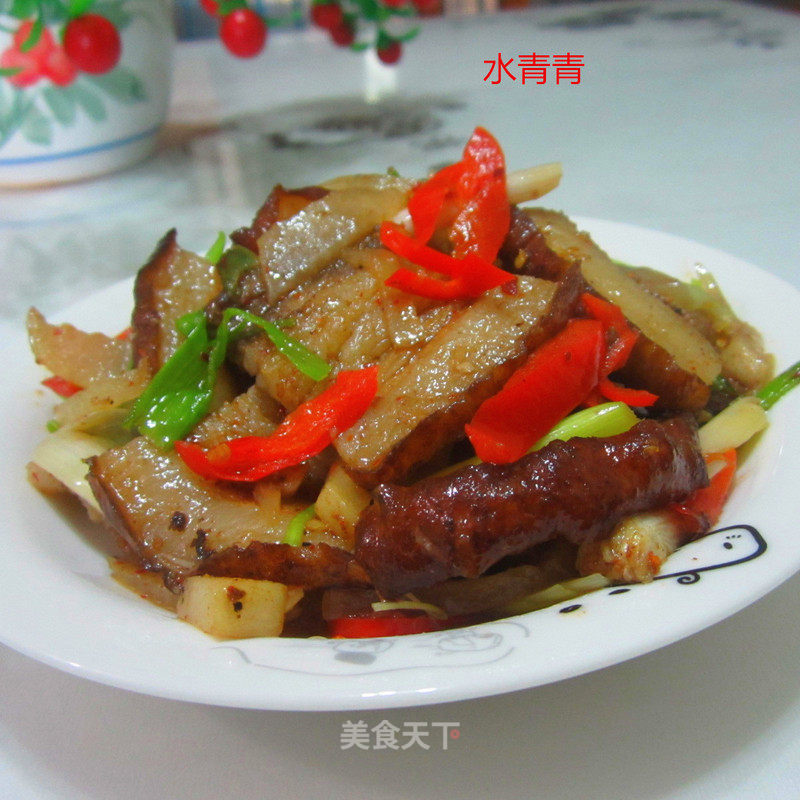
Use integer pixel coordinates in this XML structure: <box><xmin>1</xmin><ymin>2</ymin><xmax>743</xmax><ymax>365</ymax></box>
<box><xmin>334</xmin><ymin>270</ymin><xmax>586</xmax><ymax>487</ymax></box>
<box><xmin>187</xmin><ymin>384</ymin><xmax>282</xmax><ymax>448</ymax></box>
<box><xmin>236</xmin><ymin>245</ymin><xmax>462</xmax><ymax>411</ymax></box>
<box><xmin>237</xmin><ymin>247</ymin><xmax>395</xmax><ymax>410</ymax></box>
<box><xmin>525</xmin><ymin>208</ymin><xmax>719</xmax><ymax>411</ymax></box>
<box><xmin>223</xmin><ymin>174</ymin><xmax>411</xmax><ymax>311</ymax></box>
<box><xmin>193</xmin><ymin>541</ymin><xmax>370</xmax><ymax>589</ymax></box>
<box><xmin>498</xmin><ymin>206</ymin><xmax>573</xmax><ymax>280</ymax></box>
<box><xmin>131</xmin><ymin>229</ymin><xmax>221</xmax><ymax>374</ymax></box>
<box><xmin>87</xmin><ymin>437</ymin><xmax>347</xmax><ymax>584</ymax></box>
<box><xmin>230</xmin><ymin>184</ymin><xmax>329</xmax><ymax>254</ymax></box>
<box><xmin>27</xmin><ymin>307</ymin><xmax>131</xmax><ymax>386</ymax></box>
<box><xmin>616</xmin><ymin>335</ymin><xmax>710</xmax><ymax>412</ymax></box>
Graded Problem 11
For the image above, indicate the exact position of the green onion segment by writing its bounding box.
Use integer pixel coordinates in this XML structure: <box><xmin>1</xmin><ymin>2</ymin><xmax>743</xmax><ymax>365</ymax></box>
<box><xmin>205</xmin><ymin>232</ymin><xmax>227</xmax><ymax>265</ymax></box>
<box><xmin>283</xmin><ymin>504</ymin><xmax>316</xmax><ymax>546</ymax></box>
<box><xmin>530</xmin><ymin>401</ymin><xmax>638</xmax><ymax>451</ymax></box>
<box><xmin>757</xmin><ymin>359</ymin><xmax>800</xmax><ymax>410</ymax></box>
<box><xmin>126</xmin><ymin>307</ymin><xmax>330</xmax><ymax>448</ymax></box>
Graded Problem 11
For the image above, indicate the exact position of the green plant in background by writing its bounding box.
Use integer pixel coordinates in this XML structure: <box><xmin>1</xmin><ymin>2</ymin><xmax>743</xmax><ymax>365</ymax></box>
<box><xmin>0</xmin><ymin>0</ymin><xmax>146</xmax><ymax>148</ymax></box>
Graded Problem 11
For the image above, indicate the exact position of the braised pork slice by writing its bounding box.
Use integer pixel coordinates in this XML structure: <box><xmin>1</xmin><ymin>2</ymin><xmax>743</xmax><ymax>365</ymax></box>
<box><xmin>230</xmin><ymin>185</ymin><xmax>329</xmax><ymax>254</ymax></box>
<box><xmin>226</xmin><ymin>174</ymin><xmax>411</xmax><ymax>310</ymax></box>
<box><xmin>616</xmin><ymin>335</ymin><xmax>710</xmax><ymax>412</ymax></box>
<box><xmin>187</xmin><ymin>384</ymin><xmax>282</xmax><ymax>448</ymax></box>
<box><xmin>354</xmin><ymin>417</ymin><xmax>708</xmax><ymax>597</ymax></box>
<box><xmin>193</xmin><ymin>542</ymin><xmax>370</xmax><ymax>589</ymax></box>
<box><xmin>27</xmin><ymin>307</ymin><xmax>131</xmax><ymax>386</ymax></box>
<box><xmin>498</xmin><ymin>206</ymin><xmax>573</xmax><ymax>280</ymax></box>
<box><xmin>131</xmin><ymin>229</ymin><xmax>221</xmax><ymax>374</ymax></box>
<box><xmin>87</xmin><ymin>437</ymin><xmax>347</xmax><ymax>584</ymax></box>
<box><xmin>334</xmin><ymin>270</ymin><xmax>586</xmax><ymax>487</ymax></box>
<box><xmin>237</xmin><ymin>245</ymin><xmax>462</xmax><ymax>410</ymax></box>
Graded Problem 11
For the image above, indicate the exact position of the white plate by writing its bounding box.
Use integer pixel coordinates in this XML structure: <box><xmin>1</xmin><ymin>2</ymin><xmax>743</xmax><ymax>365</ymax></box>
<box><xmin>1</xmin><ymin>218</ymin><xmax>799</xmax><ymax>711</ymax></box>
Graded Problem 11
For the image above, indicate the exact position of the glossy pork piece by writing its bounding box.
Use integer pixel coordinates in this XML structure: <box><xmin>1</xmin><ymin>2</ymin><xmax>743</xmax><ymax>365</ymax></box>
<box><xmin>333</xmin><ymin>268</ymin><xmax>592</xmax><ymax>488</ymax></box>
<box><xmin>354</xmin><ymin>417</ymin><xmax>708</xmax><ymax>597</ymax></box>
<box><xmin>131</xmin><ymin>229</ymin><xmax>221</xmax><ymax>374</ymax></box>
<box><xmin>87</xmin><ymin>436</ymin><xmax>347</xmax><ymax>583</ymax></box>
<box><xmin>194</xmin><ymin>541</ymin><xmax>370</xmax><ymax>589</ymax></box>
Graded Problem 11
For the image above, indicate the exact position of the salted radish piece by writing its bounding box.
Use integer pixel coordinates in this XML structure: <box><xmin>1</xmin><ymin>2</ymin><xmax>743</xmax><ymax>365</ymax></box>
<box><xmin>506</xmin><ymin>162</ymin><xmax>563</xmax><ymax>206</ymax></box>
<box><xmin>698</xmin><ymin>395</ymin><xmax>768</xmax><ymax>455</ymax></box>
<box><xmin>177</xmin><ymin>576</ymin><xmax>302</xmax><ymax>639</ymax></box>
<box><xmin>527</xmin><ymin>209</ymin><xmax>722</xmax><ymax>385</ymax></box>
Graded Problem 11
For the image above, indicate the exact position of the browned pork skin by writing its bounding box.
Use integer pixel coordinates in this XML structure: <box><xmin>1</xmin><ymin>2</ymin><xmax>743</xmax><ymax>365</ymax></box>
<box><xmin>523</xmin><ymin>208</ymin><xmax>713</xmax><ymax>412</ymax></box>
<box><xmin>230</xmin><ymin>185</ymin><xmax>329</xmax><ymax>254</ymax></box>
<box><xmin>616</xmin><ymin>336</ymin><xmax>711</xmax><ymax>412</ymax></box>
<box><xmin>131</xmin><ymin>229</ymin><xmax>221</xmax><ymax>374</ymax></box>
<box><xmin>354</xmin><ymin>417</ymin><xmax>708</xmax><ymax>597</ymax></box>
<box><xmin>87</xmin><ymin>437</ymin><xmax>354</xmax><ymax>588</ymax></box>
<box><xmin>498</xmin><ymin>206</ymin><xmax>573</xmax><ymax>280</ymax></box>
<box><xmin>194</xmin><ymin>541</ymin><xmax>370</xmax><ymax>589</ymax></box>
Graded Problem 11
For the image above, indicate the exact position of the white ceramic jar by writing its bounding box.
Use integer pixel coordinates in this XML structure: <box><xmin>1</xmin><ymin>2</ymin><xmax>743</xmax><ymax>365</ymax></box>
<box><xmin>0</xmin><ymin>0</ymin><xmax>174</xmax><ymax>186</ymax></box>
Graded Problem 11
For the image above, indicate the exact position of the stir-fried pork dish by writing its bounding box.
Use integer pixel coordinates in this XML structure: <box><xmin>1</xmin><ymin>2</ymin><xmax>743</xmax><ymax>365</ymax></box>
<box><xmin>27</xmin><ymin>128</ymin><xmax>798</xmax><ymax>640</ymax></box>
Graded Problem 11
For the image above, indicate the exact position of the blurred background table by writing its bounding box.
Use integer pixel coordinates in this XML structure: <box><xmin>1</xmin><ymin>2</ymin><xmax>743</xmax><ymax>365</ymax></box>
<box><xmin>1</xmin><ymin>2</ymin><xmax>800</xmax><ymax>798</ymax></box>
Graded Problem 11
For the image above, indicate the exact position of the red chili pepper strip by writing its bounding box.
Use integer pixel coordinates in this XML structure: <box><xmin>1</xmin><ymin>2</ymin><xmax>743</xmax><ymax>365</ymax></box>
<box><xmin>466</xmin><ymin>319</ymin><xmax>604</xmax><ymax>464</ymax></box>
<box><xmin>381</xmin><ymin>222</ymin><xmax>514</xmax><ymax>301</ymax></box>
<box><xmin>175</xmin><ymin>365</ymin><xmax>378</xmax><ymax>482</ymax></box>
<box><xmin>450</xmin><ymin>126</ymin><xmax>510</xmax><ymax>261</ymax></box>
<box><xmin>384</xmin><ymin>128</ymin><xmax>512</xmax><ymax>301</ymax></box>
<box><xmin>675</xmin><ymin>449</ymin><xmax>737</xmax><ymax>527</ymax></box>
<box><xmin>41</xmin><ymin>375</ymin><xmax>82</xmax><ymax>397</ymax></box>
<box><xmin>582</xmin><ymin>292</ymin><xmax>657</xmax><ymax>407</ymax></box>
<box><xmin>329</xmin><ymin>612</ymin><xmax>448</xmax><ymax>638</ymax></box>
<box><xmin>407</xmin><ymin>127</ymin><xmax>509</xmax><ymax>263</ymax></box>
<box><xmin>597</xmin><ymin>378</ymin><xmax>659</xmax><ymax>407</ymax></box>
<box><xmin>407</xmin><ymin>161</ymin><xmax>465</xmax><ymax>245</ymax></box>
<box><xmin>385</xmin><ymin>269</ymin><xmax>471</xmax><ymax>302</ymax></box>
<box><xmin>581</xmin><ymin>292</ymin><xmax>638</xmax><ymax>374</ymax></box>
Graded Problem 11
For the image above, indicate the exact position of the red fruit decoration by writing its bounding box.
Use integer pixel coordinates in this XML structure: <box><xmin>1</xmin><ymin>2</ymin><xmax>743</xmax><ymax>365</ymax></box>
<box><xmin>377</xmin><ymin>39</ymin><xmax>402</xmax><ymax>64</ymax></box>
<box><xmin>0</xmin><ymin>47</ymin><xmax>39</xmax><ymax>87</ymax></box>
<box><xmin>330</xmin><ymin>19</ymin><xmax>356</xmax><ymax>47</ymax></box>
<box><xmin>412</xmin><ymin>0</ymin><xmax>441</xmax><ymax>16</ymax></box>
<box><xmin>42</xmin><ymin>45</ymin><xmax>78</xmax><ymax>86</ymax></box>
<box><xmin>219</xmin><ymin>8</ymin><xmax>268</xmax><ymax>58</ymax></box>
<box><xmin>63</xmin><ymin>14</ymin><xmax>122</xmax><ymax>75</ymax></box>
<box><xmin>200</xmin><ymin>0</ymin><xmax>220</xmax><ymax>15</ymax></box>
<box><xmin>311</xmin><ymin>2</ymin><xmax>344</xmax><ymax>31</ymax></box>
